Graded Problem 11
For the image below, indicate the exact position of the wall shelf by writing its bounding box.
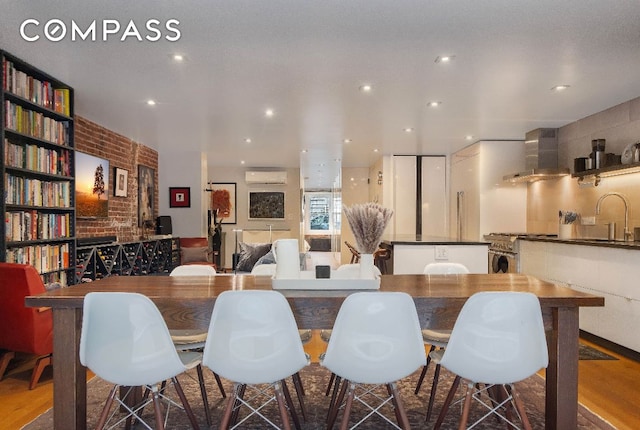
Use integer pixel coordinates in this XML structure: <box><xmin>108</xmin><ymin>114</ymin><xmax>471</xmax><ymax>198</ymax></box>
<box><xmin>572</xmin><ymin>162</ymin><xmax>640</xmax><ymax>179</ymax></box>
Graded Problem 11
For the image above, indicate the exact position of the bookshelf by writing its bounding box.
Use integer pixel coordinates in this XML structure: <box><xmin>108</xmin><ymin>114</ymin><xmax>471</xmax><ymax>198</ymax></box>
<box><xmin>1</xmin><ymin>50</ymin><xmax>75</xmax><ymax>287</ymax></box>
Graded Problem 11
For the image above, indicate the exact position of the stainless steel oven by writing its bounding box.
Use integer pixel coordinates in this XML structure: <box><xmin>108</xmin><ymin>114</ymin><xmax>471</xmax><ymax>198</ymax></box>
<box><xmin>484</xmin><ymin>233</ymin><xmax>521</xmax><ymax>274</ymax></box>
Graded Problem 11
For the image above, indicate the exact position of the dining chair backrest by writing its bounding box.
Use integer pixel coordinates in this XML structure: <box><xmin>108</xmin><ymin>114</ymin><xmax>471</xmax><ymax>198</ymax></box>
<box><xmin>170</xmin><ymin>264</ymin><xmax>216</xmax><ymax>276</ymax></box>
<box><xmin>202</xmin><ymin>290</ymin><xmax>307</xmax><ymax>384</ymax></box>
<box><xmin>423</xmin><ymin>262</ymin><xmax>470</xmax><ymax>274</ymax></box>
<box><xmin>80</xmin><ymin>292</ymin><xmax>186</xmax><ymax>387</ymax></box>
<box><xmin>334</xmin><ymin>263</ymin><xmax>382</xmax><ymax>278</ymax></box>
<box><xmin>440</xmin><ymin>291</ymin><xmax>548</xmax><ymax>385</ymax></box>
<box><xmin>322</xmin><ymin>292</ymin><xmax>426</xmax><ymax>384</ymax></box>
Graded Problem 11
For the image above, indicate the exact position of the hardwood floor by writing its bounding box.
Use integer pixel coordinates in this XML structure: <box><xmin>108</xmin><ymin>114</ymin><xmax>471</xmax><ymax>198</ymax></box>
<box><xmin>1</xmin><ymin>333</ymin><xmax>638</xmax><ymax>430</ymax></box>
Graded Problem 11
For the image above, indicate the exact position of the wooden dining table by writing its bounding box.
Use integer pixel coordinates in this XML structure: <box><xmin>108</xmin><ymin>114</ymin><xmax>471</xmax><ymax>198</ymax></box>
<box><xmin>25</xmin><ymin>273</ymin><xmax>603</xmax><ymax>430</ymax></box>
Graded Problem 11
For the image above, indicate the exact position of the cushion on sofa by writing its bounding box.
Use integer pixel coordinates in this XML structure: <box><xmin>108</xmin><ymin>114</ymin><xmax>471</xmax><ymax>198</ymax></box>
<box><xmin>236</xmin><ymin>242</ymin><xmax>272</xmax><ymax>272</ymax></box>
<box><xmin>181</xmin><ymin>246</ymin><xmax>210</xmax><ymax>263</ymax></box>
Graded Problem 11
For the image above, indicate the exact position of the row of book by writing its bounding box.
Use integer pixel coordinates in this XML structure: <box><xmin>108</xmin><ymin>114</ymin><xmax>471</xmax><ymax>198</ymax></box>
<box><xmin>4</xmin><ymin>138</ymin><xmax>72</xmax><ymax>176</ymax></box>
<box><xmin>4</xmin><ymin>101</ymin><xmax>70</xmax><ymax>145</ymax></box>
<box><xmin>5</xmin><ymin>210</ymin><xmax>71</xmax><ymax>242</ymax></box>
<box><xmin>2</xmin><ymin>58</ymin><xmax>71</xmax><ymax>116</ymax></box>
<box><xmin>4</xmin><ymin>173</ymin><xmax>72</xmax><ymax>207</ymax></box>
<box><xmin>5</xmin><ymin>242</ymin><xmax>70</xmax><ymax>275</ymax></box>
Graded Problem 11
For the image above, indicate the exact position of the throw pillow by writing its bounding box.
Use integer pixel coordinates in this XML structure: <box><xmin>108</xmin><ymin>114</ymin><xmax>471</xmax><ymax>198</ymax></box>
<box><xmin>254</xmin><ymin>249</ymin><xmax>276</xmax><ymax>266</ymax></box>
<box><xmin>236</xmin><ymin>242</ymin><xmax>272</xmax><ymax>272</ymax></box>
<box><xmin>181</xmin><ymin>246</ymin><xmax>210</xmax><ymax>263</ymax></box>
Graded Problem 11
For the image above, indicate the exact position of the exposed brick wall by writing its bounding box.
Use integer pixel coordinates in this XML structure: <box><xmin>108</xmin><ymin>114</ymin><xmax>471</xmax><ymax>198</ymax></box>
<box><xmin>74</xmin><ymin>116</ymin><xmax>158</xmax><ymax>242</ymax></box>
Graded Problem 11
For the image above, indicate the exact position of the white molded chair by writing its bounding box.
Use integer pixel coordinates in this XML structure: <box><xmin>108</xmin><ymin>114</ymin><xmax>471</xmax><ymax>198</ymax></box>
<box><xmin>322</xmin><ymin>292</ymin><xmax>426</xmax><ymax>429</ymax></box>
<box><xmin>416</xmin><ymin>262</ymin><xmax>470</xmax><ymax>420</ymax></box>
<box><xmin>170</xmin><ymin>264</ymin><xmax>217</xmax><ymax>277</ymax></box>
<box><xmin>169</xmin><ymin>264</ymin><xmax>225</xmax><ymax>407</ymax></box>
<box><xmin>334</xmin><ymin>263</ymin><xmax>382</xmax><ymax>278</ymax></box>
<box><xmin>432</xmin><ymin>292</ymin><xmax>548</xmax><ymax>429</ymax></box>
<box><xmin>202</xmin><ymin>290</ymin><xmax>309</xmax><ymax>429</ymax></box>
<box><xmin>80</xmin><ymin>292</ymin><xmax>202</xmax><ymax>430</ymax></box>
<box><xmin>250</xmin><ymin>263</ymin><xmax>277</xmax><ymax>276</ymax></box>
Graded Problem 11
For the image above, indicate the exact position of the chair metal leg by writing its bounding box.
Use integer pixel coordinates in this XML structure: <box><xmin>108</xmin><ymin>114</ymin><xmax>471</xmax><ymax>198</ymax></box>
<box><xmin>415</xmin><ymin>344</ymin><xmax>435</xmax><ymax>394</ymax></box>
<box><xmin>339</xmin><ymin>382</ymin><xmax>356</xmax><ymax>430</ymax></box>
<box><xmin>275</xmin><ymin>381</ymin><xmax>293</xmax><ymax>430</ymax></box>
<box><xmin>425</xmin><ymin>363</ymin><xmax>441</xmax><ymax>422</ymax></box>
<box><xmin>458</xmin><ymin>383</ymin><xmax>473</xmax><ymax>430</ymax></box>
<box><xmin>96</xmin><ymin>385</ymin><xmax>119</xmax><ymax>430</ymax></box>
<box><xmin>196</xmin><ymin>364</ymin><xmax>212</xmax><ymax>426</ymax></box>
<box><xmin>434</xmin><ymin>375</ymin><xmax>461</xmax><ymax>430</ymax></box>
<box><xmin>29</xmin><ymin>354</ymin><xmax>52</xmax><ymax>389</ymax></box>
<box><xmin>172</xmin><ymin>377</ymin><xmax>201</xmax><ymax>430</ymax></box>
<box><xmin>281</xmin><ymin>379</ymin><xmax>302</xmax><ymax>430</ymax></box>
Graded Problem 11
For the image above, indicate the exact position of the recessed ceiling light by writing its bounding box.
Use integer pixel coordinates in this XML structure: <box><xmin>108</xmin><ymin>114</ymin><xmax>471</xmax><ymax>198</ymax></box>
<box><xmin>301</xmin><ymin>149</ymin><xmax>308</xmax><ymax>153</ymax></box>
<box><xmin>465</xmin><ymin>135</ymin><xmax>474</xmax><ymax>140</ymax></box>
<box><xmin>551</xmin><ymin>85</ymin><xmax>570</xmax><ymax>91</ymax></box>
<box><xmin>172</xmin><ymin>54</ymin><xmax>185</xmax><ymax>62</ymax></box>
<box><xmin>343</xmin><ymin>138</ymin><xmax>352</xmax><ymax>144</ymax></box>
<box><xmin>428</xmin><ymin>101</ymin><xmax>442</xmax><ymax>107</ymax></box>
<box><xmin>404</xmin><ymin>127</ymin><xmax>414</xmax><ymax>133</ymax></box>
<box><xmin>146</xmin><ymin>99</ymin><xmax>156</xmax><ymax>106</ymax></box>
<box><xmin>359</xmin><ymin>84</ymin><xmax>373</xmax><ymax>93</ymax></box>
<box><xmin>334</xmin><ymin>158</ymin><xmax>341</xmax><ymax>162</ymax></box>
<box><xmin>265</xmin><ymin>108</ymin><xmax>275</xmax><ymax>118</ymax></box>
<box><xmin>373</xmin><ymin>148</ymin><xmax>379</xmax><ymax>153</ymax></box>
<box><xmin>244</xmin><ymin>138</ymin><xmax>252</xmax><ymax>143</ymax></box>
<box><xmin>435</xmin><ymin>55</ymin><xmax>455</xmax><ymax>63</ymax></box>
<box><xmin>240</xmin><ymin>160</ymin><xmax>245</xmax><ymax>165</ymax></box>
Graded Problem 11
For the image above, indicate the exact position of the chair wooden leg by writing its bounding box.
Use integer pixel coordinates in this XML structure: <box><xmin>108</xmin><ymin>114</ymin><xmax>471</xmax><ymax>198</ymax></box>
<box><xmin>415</xmin><ymin>344</ymin><xmax>435</xmax><ymax>394</ymax></box>
<box><xmin>387</xmin><ymin>383</ymin><xmax>403</xmax><ymax>425</ymax></box>
<box><xmin>291</xmin><ymin>372</ymin><xmax>307</xmax><ymax>420</ymax></box>
<box><xmin>509</xmin><ymin>384</ymin><xmax>533</xmax><ymax>430</ymax></box>
<box><xmin>196</xmin><ymin>364</ymin><xmax>212</xmax><ymax>426</ymax></box>
<box><xmin>326</xmin><ymin>375</ymin><xmax>342</xmax><ymax>421</ymax></box>
<box><xmin>389</xmin><ymin>382</ymin><xmax>411</xmax><ymax>429</ymax></box>
<box><xmin>339</xmin><ymin>383</ymin><xmax>356</xmax><ymax>430</ymax></box>
<box><xmin>152</xmin><ymin>387</ymin><xmax>166</xmax><ymax>430</ymax></box>
<box><xmin>275</xmin><ymin>381</ymin><xmax>292</xmax><ymax>430</ymax></box>
<box><xmin>231</xmin><ymin>383</ymin><xmax>246</xmax><ymax>425</ymax></box>
<box><xmin>212</xmin><ymin>370</ymin><xmax>227</xmax><ymax>398</ymax></box>
<box><xmin>458</xmin><ymin>383</ymin><xmax>473</xmax><ymax>430</ymax></box>
<box><xmin>325</xmin><ymin>372</ymin><xmax>336</xmax><ymax>396</ymax></box>
<box><xmin>29</xmin><ymin>354</ymin><xmax>52</xmax><ymax>390</ymax></box>
<box><xmin>434</xmin><ymin>375</ymin><xmax>460</xmax><ymax>430</ymax></box>
<box><xmin>327</xmin><ymin>377</ymin><xmax>348</xmax><ymax>429</ymax></box>
<box><xmin>281</xmin><ymin>379</ymin><xmax>302</xmax><ymax>430</ymax></box>
<box><xmin>96</xmin><ymin>385</ymin><xmax>119</xmax><ymax>430</ymax></box>
<box><xmin>220</xmin><ymin>384</ymin><xmax>239</xmax><ymax>430</ymax></box>
<box><xmin>0</xmin><ymin>351</ymin><xmax>15</xmax><ymax>380</ymax></box>
<box><xmin>425</xmin><ymin>363</ymin><xmax>441</xmax><ymax>422</ymax></box>
<box><xmin>172</xmin><ymin>377</ymin><xmax>200</xmax><ymax>430</ymax></box>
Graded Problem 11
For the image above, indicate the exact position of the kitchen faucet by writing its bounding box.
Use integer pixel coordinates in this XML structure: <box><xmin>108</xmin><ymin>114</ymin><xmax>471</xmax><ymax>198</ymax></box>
<box><xmin>595</xmin><ymin>192</ymin><xmax>632</xmax><ymax>241</ymax></box>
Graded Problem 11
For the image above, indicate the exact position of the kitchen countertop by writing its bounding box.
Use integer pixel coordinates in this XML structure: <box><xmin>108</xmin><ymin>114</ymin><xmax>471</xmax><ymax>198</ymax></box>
<box><xmin>519</xmin><ymin>235</ymin><xmax>640</xmax><ymax>250</ymax></box>
<box><xmin>381</xmin><ymin>235</ymin><xmax>488</xmax><ymax>246</ymax></box>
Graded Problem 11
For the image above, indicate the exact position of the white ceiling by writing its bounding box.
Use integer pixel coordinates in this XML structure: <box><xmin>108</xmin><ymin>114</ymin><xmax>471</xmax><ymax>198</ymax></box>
<box><xmin>2</xmin><ymin>1</ymin><xmax>640</xmax><ymax>188</ymax></box>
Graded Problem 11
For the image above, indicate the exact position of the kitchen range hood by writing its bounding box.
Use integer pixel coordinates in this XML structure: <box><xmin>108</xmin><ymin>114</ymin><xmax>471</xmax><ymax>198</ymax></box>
<box><xmin>503</xmin><ymin>128</ymin><xmax>570</xmax><ymax>182</ymax></box>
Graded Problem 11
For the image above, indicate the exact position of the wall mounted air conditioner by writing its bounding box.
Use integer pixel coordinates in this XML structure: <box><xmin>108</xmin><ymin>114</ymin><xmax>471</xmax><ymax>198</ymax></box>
<box><xmin>245</xmin><ymin>170</ymin><xmax>288</xmax><ymax>184</ymax></box>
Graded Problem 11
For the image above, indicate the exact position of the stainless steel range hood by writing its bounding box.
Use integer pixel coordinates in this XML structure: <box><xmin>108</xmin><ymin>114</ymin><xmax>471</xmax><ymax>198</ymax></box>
<box><xmin>503</xmin><ymin>128</ymin><xmax>570</xmax><ymax>182</ymax></box>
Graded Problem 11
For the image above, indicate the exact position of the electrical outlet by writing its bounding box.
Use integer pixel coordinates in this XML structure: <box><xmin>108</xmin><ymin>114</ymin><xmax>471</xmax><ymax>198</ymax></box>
<box><xmin>582</xmin><ymin>216</ymin><xmax>596</xmax><ymax>225</ymax></box>
<box><xmin>434</xmin><ymin>245</ymin><xmax>449</xmax><ymax>260</ymax></box>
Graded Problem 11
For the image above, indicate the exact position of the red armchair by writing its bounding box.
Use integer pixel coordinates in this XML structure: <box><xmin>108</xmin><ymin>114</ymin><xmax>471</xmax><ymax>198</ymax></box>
<box><xmin>0</xmin><ymin>262</ymin><xmax>53</xmax><ymax>389</ymax></box>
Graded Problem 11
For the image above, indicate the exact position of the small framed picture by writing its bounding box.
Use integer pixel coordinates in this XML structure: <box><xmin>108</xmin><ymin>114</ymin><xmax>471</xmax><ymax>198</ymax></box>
<box><xmin>169</xmin><ymin>187</ymin><xmax>191</xmax><ymax>208</ymax></box>
<box><xmin>114</xmin><ymin>167</ymin><xmax>128</xmax><ymax>197</ymax></box>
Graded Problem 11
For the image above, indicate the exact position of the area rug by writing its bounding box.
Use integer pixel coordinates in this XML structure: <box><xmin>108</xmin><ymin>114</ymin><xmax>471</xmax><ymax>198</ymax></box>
<box><xmin>23</xmin><ymin>364</ymin><xmax>614</xmax><ymax>429</ymax></box>
<box><xmin>579</xmin><ymin>343</ymin><xmax>618</xmax><ymax>361</ymax></box>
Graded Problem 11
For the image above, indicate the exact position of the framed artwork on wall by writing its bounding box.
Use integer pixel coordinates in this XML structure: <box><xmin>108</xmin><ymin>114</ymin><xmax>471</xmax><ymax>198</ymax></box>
<box><xmin>114</xmin><ymin>167</ymin><xmax>128</xmax><ymax>197</ymax></box>
<box><xmin>209</xmin><ymin>182</ymin><xmax>237</xmax><ymax>224</ymax></box>
<box><xmin>75</xmin><ymin>151</ymin><xmax>109</xmax><ymax>218</ymax></box>
<box><xmin>248</xmin><ymin>191</ymin><xmax>285</xmax><ymax>220</ymax></box>
<box><xmin>169</xmin><ymin>187</ymin><xmax>191</xmax><ymax>208</ymax></box>
<box><xmin>138</xmin><ymin>165</ymin><xmax>155</xmax><ymax>227</ymax></box>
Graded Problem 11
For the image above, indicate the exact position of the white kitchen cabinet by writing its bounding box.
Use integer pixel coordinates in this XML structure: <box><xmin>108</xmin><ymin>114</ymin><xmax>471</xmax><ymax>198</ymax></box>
<box><xmin>392</xmin><ymin>155</ymin><xmax>446</xmax><ymax>236</ymax></box>
<box><xmin>449</xmin><ymin>141</ymin><xmax>527</xmax><ymax>240</ymax></box>
<box><xmin>519</xmin><ymin>239</ymin><xmax>640</xmax><ymax>353</ymax></box>
<box><xmin>390</xmin><ymin>243</ymin><xmax>489</xmax><ymax>274</ymax></box>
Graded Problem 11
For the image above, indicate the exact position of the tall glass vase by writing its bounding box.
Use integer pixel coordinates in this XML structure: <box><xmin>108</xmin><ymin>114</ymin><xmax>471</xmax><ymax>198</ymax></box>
<box><xmin>359</xmin><ymin>253</ymin><xmax>376</xmax><ymax>279</ymax></box>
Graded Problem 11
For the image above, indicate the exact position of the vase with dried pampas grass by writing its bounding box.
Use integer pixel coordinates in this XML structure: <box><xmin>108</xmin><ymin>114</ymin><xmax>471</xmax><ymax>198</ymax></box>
<box><xmin>343</xmin><ymin>203</ymin><xmax>393</xmax><ymax>278</ymax></box>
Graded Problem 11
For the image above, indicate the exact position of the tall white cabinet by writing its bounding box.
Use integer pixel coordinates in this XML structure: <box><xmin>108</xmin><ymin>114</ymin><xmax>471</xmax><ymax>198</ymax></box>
<box><xmin>393</xmin><ymin>155</ymin><xmax>446</xmax><ymax>236</ymax></box>
<box><xmin>449</xmin><ymin>141</ymin><xmax>527</xmax><ymax>240</ymax></box>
